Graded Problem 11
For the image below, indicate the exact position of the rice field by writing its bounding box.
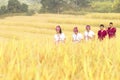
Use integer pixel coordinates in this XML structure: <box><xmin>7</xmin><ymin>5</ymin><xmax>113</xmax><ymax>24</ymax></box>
<box><xmin>0</xmin><ymin>13</ymin><xmax>120</xmax><ymax>80</ymax></box>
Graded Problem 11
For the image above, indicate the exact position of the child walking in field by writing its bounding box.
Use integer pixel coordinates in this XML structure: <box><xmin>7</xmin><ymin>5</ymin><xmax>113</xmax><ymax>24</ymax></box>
<box><xmin>107</xmin><ymin>22</ymin><xmax>116</xmax><ymax>39</ymax></box>
<box><xmin>84</xmin><ymin>25</ymin><xmax>95</xmax><ymax>41</ymax></box>
<box><xmin>98</xmin><ymin>24</ymin><xmax>107</xmax><ymax>41</ymax></box>
<box><xmin>72</xmin><ymin>27</ymin><xmax>83</xmax><ymax>42</ymax></box>
<box><xmin>54</xmin><ymin>25</ymin><xmax>66</xmax><ymax>44</ymax></box>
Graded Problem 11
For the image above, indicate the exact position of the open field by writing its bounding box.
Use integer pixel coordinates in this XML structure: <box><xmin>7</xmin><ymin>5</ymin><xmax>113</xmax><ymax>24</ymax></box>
<box><xmin>0</xmin><ymin>13</ymin><xmax>120</xmax><ymax>80</ymax></box>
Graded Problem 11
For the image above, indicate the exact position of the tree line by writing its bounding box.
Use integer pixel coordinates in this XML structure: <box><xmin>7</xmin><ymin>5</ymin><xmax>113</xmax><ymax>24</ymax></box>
<box><xmin>0</xmin><ymin>0</ymin><xmax>28</xmax><ymax>15</ymax></box>
<box><xmin>0</xmin><ymin>0</ymin><xmax>120</xmax><ymax>15</ymax></box>
<box><xmin>40</xmin><ymin>0</ymin><xmax>120</xmax><ymax>13</ymax></box>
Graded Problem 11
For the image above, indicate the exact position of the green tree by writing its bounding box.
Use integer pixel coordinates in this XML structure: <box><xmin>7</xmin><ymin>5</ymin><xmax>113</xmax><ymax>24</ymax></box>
<box><xmin>113</xmin><ymin>0</ymin><xmax>120</xmax><ymax>12</ymax></box>
<box><xmin>40</xmin><ymin>0</ymin><xmax>67</xmax><ymax>13</ymax></box>
<box><xmin>7</xmin><ymin>0</ymin><xmax>21</xmax><ymax>13</ymax></box>
<box><xmin>40</xmin><ymin>0</ymin><xmax>90</xmax><ymax>13</ymax></box>
<box><xmin>68</xmin><ymin>0</ymin><xmax>90</xmax><ymax>11</ymax></box>
<box><xmin>7</xmin><ymin>0</ymin><xmax>28</xmax><ymax>13</ymax></box>
<box><xmin>91</xmin><ymin>1</ymin><xmax>112</xmax><ymax>12</ymax></box>
<box><xmin>0</xmin><ymin>5</ymin><xmax>7</xmax><ymax>15</ymax></box>
<box><xmin>20</xmin><ymin>3</ymin><xmax>28</xmax><ymax>12</ymax></box>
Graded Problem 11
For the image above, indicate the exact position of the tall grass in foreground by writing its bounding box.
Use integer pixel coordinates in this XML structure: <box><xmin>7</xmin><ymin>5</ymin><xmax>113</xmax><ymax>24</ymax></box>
<box><xmin>0</xmin><ymin>38</ymin><xmax>120</xmax><ymax>80</ymax></box>
<box><xmin>0</xmin><ymin>13</ymin><xmax>120</xmax><ymax>80</ymax></box>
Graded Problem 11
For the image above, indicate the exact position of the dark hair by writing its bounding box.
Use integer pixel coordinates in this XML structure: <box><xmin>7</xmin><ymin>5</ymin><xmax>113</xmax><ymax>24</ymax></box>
<box><xmin>109</xmin><ymin>22</ymin><xmax>113</xmax><ymax>25</ymax></box>
<box><xmin>59</xmin><ymin>28</ymin><xmax>62</xmax><ymax>34</ymax></box>
<box><xmin>56</xmin><ymin>25</ymin><xmax>62</xmax><ymax>34</ymax></box>
<box><xmin>100</xmin><ymin>24</ymin><xmax>104</xmax><ymax>27</ymax></box>
<box><xmin>86</xmin><ymin>25</ymin><xmax>90</xmax><ymax>27</ymax></box>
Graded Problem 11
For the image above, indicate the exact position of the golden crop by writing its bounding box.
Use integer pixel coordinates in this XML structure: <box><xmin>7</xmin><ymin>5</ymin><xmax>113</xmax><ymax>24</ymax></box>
<box><xmin>0</xmin><ymin>13</ymin><xmax>120</xmax><ymax>80</ymax></box>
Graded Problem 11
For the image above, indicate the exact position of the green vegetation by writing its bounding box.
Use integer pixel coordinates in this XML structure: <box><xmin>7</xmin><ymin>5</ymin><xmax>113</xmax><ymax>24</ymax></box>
<box><xmin>0</xmin><ymin>0</ymin><xmax>28</xmax><ymax>15</ymax></box>
<box><xmin>113</xmin><ymin>0</ymin><xmax>120</xmax><ymax>12</ymax></box>
<box><xmin>39</xmin><ymin>0</ymin><xmax>116</xmax><ymax>13</ymax></box>
<box><xmin>90</xmin><ymin>1</ymin><xmax>113</xmax><ymax>12</ymax></box>
<box><xmin>0</xmin><ymin>0</ymin><xmax>120</xmax><ymax>15</ymax></box>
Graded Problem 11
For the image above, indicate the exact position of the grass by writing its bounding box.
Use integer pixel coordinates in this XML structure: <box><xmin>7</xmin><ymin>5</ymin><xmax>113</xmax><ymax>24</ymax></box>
<box><xmin>0</xmin><ymin>13</ymin><xmax>120</xmax><ymax>80</ymax></box>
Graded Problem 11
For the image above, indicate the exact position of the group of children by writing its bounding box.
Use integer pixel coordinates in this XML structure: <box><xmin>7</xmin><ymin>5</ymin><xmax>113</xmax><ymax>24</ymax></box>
<box><xmin>98</xmin><ymin>22</ymin><xmax>116</xmax><ymax>40</ymax></box>
<box><xmin>54</xmin><ymin>22</ymin><xmax>116</xmax><ymax>44</ymax></box>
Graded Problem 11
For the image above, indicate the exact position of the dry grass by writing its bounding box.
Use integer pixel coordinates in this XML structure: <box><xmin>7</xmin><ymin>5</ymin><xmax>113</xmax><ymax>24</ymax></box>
<box><xmin>0</xmin><ymin>13</ymin><xmax>120</xmax><ymax>80</ymax></box>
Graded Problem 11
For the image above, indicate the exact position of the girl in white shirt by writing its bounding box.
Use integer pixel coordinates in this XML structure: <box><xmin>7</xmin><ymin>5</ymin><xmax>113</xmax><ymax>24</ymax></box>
<box><xmin>84</xmin><ymin>25</ymin><xmax>95</xmax><ymax>41</ymax></box>
<box><xmin>72</xmin><ymin>27</ymin><xmax>83</xmax><ymax>42</ymax></box>
<box><xmin>54</xmin><ymin>25</ymin><xmax>66</xmax><ymax>44</ymax></box>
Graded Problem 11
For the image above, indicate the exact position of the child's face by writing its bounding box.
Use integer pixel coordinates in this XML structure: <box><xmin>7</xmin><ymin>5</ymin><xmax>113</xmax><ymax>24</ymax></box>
<box><xmin>86</xmin><ymin>27</ymin><xmax>90</xmax><ymax>31</ymax></box>
<box><xmin>56</xmin><ymin>29</ymin><xmax>60</xmax><ymax>33</ymax></box>
<box><xmin>56</xmin><ymin>27</ymin><xmax>61</xmax><ymax>33</ymax></box>
<box><xmin>73</xmin><ymin>28</ymin><xmax>78</xmax><ymax>34</ymax></box>
<box><xmin>109</xmin><ymin>24</ymin><xmax>113</xmax><ymax>27</ymax></box>
<box><xmin>100</xmin><ymin>26</ymin><xmax>104</xmax><ymax>30</ymax></box>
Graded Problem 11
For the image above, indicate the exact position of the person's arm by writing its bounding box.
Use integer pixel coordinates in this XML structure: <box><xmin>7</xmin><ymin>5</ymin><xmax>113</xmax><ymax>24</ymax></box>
<box><xmin>115</xmin><ymin>28</ymin><xmax>117</xmax><ymax>33</ymax></box>
<box><xmin>72</xmin><ymin>34</ymin><xmax>77</xmax><ymax>42</ymax></box>
<box><xmin>104</xmin><ymin>30</ymin><xmax>107</xmax><ymax>37</ymax></box>
<box><xmin>113</xmin><ymin>27</ymin><xmax>116</xmax><ymax>37</ymax></box>
<box><xmin>91</xmin><ymin>31</ymin><xmax>95</xmax><ymax>40</ymax></box>
<box><xmin>86</xmin><ymin>31</ymin><xmax>95</xmax><ymax>40</ymax></box>
<box><xmin>79</xmin><ymin>34</ymin><xmax>83</xmax><ymax>42</ymax></box>
<box><xmin>97</xmin><ymin>31</ymin><xmax>100</xmax><ymax>40</ymax></box>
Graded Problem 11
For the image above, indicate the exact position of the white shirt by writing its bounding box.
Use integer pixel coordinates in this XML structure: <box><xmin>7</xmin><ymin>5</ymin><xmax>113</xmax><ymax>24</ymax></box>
<box><xmin>72</xmin><ymin>33</ymin><xmax>83</xmax><ymax>42</ymax></box>
<box><xmin>84</xmin><ymin>30</ymin><xmax>95</xmax><ymax>41</ymax></box>
<box><xmin>54</xmin><ymin>33</ymin><xmax>66</xmax><ymax>42</ymax></box>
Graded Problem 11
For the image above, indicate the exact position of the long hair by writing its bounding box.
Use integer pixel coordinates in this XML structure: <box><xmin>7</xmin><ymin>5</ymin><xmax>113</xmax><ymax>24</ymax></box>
<box><xmin>59</xmin><ymin>28</ymin><xmax>62</xmax><ymax>34</ymax></box>
<box><xmin>56</xmin><ymin>25</ymin><xmax>62</xmax><ymax>34</ymax></box>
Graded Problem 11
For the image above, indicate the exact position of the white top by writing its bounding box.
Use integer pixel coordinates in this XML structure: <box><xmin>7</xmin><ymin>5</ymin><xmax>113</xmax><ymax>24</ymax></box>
<box><xmin>54</xmin><ymin>33</ymin><xmax>66</xmax><ymax>42</ymax></box>
<box><xmin>84</xmin><ymin>30</ymin><xmax>95</xmax><ymax>41</ymax></box>
<box><xmin>72</xmin><ymin>33</ymin><xmax>83</xmax><ymax>42</ymax></box>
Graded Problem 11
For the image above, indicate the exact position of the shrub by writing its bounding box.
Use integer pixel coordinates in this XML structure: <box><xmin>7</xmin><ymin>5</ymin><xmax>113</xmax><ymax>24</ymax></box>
<box><xmin>91</xmin><ymin>1</ymin><xmax>113</xmax><ymax>13</ymax></box>
<box><xmin>0</xmin><ymin>5</ymin><xmax>7</xmax><ymax>15</ymax></box>
<box><xmin>26</xmin><ymin>10</ymin><xmax>35</xmax><ymax>16</ymax></box>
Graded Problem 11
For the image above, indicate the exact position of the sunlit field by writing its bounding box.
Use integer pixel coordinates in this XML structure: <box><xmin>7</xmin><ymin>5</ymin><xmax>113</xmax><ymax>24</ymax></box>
<box><xmin>0</xmin><ymin>13</ymin><xmax>120</xmax><ymax>80</ymax></box>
